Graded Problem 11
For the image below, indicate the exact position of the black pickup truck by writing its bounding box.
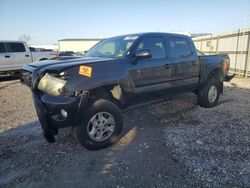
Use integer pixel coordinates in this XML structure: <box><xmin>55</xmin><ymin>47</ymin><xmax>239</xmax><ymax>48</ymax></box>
<box><xmin>21</xmin><ymin>32</ymin><xmax>232</xmax><ymax>150</ymax></box>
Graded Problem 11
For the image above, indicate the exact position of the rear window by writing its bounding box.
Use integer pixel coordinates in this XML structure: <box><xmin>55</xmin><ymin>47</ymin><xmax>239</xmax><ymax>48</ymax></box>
<box><xmin>7</xmin><ymin>43</ymin><xmax>26</xmax><ymax>52</ymax></box>
<box><xmin>0</xmin><ymin>43</ymin><xmax>6</xmax><ymax>53</ymax></box>
<box><xmin>169</xmin><ymin>37</ymin><xmax>192</xmax><ymax>58</ymax></box>
<box><xmin>29</xmin><ymin>47</ymin><xmax>36</xmax><ymax>52</ymax></box>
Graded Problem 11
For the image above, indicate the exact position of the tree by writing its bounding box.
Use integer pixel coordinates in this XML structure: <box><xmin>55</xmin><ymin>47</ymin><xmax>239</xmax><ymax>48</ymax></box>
<box><xmin>18</xmin><ymin>34</ymin><xmax>31</xmax><ymax>44</ymax></box>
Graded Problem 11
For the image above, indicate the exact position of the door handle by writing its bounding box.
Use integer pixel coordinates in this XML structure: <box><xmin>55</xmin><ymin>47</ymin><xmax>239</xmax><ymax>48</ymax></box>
<box><xmin>164</xmin><ymin>64</ymin><xmax>170</xmax><ymax>69</ymax></box>
<box><xmin>5</xmin><ymin>55</ymin><xmax>10</xmax><ymax>58</ymax></box>
<box><xmin>25</xmin><ymin>54</ymin><xmax>30</xmax><ymax>57</ymax></box>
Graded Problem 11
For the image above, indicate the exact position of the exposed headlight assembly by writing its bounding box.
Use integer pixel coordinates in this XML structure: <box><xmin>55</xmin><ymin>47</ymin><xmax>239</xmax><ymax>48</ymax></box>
<box><xmin>38</xmin><ymin>73</ymin><xmax>67</xmax><ymax>96</ymax></box>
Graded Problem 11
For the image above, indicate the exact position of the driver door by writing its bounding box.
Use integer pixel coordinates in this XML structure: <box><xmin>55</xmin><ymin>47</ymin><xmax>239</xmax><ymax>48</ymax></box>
<box><xmin>130</xmin><ymin>36</ymin><xmax>172</xmax><ymax>93</ymax></box>
<box><xmin>0</xmin><ymin>42</ymin><xmax>13</xmax><ymax>71</ymax></box>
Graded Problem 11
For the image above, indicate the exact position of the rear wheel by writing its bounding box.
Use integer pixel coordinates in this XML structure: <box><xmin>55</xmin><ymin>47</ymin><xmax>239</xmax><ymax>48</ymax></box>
<box><xmin>197</xmin><ymin>78</ymin><xmax>220</xmax><ymax>108</ymax></box>
<box><xmin>76</xmin><ymin>99</ymin><xmax>123</xmax><ymax>150</ymax></box>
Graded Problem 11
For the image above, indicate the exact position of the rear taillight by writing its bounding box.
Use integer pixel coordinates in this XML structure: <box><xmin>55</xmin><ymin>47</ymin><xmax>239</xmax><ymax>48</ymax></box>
<box><xmin>223</xmin><ymin>59</ymin><xmax>230</xmax><ymax>71</ymax></box>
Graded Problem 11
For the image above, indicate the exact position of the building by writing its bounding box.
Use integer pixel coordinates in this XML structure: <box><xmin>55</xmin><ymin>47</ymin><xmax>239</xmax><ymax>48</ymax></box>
<box><xmin>58</xmin><ymin>38</ymin><xmax>102</xmax><ymax>52</ymax></box>
<box><xmin>30</xmin><ymin>44</ymin><xmax>58</xmax><ymax>51</ymax></box>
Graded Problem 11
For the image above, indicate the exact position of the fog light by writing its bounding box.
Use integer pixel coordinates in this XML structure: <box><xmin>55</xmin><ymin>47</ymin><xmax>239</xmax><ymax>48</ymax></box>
<box><xmin>60</xmin><ymin>109</ymin><xmax>68</xmax><ymax>118</ymax></box>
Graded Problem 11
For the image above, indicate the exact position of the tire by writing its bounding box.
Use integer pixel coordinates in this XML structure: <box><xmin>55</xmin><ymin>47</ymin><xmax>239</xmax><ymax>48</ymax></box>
<box><xmin>76</xmin><ymin>99</ymin><xmax>123</xmax><ymax>150</ymax></box>
<box><xmin>197</xmin><ymin>78</ymin><xmax>220</xmax><ymax>108</ymax></box>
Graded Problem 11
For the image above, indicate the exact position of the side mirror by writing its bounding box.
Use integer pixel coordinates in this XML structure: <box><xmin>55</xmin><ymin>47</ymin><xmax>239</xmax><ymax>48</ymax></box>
<box><xmin>135</xmin><ymin>50</ymin><xmax>152</xmax><ymax>61</ymax></box>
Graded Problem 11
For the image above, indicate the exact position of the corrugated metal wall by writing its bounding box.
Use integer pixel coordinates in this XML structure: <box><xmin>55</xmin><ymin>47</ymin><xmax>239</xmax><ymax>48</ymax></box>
<box><xmin>193</xmin><ymin>28</ymin><xmax>250</xmax><ymax>77</ymax></box>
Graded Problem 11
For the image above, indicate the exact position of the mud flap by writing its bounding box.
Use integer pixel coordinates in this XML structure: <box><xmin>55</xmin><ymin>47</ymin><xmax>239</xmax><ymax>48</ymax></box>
<box><xmin>42</xmin><ymin>130</ymin><xmax>57</xmax><ymax>143</ymax></box>
<box><xmin>224</xmin><ymin>74</ymin><xmax>235</xmax><ymax>82</ymax></box>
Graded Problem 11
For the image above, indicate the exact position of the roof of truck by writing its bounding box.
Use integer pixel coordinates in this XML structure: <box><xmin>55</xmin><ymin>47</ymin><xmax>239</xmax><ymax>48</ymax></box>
<box><xmin>59</xmin><ymin>32</ymin><xmax>190</xmax><ymax>42</ymax></box>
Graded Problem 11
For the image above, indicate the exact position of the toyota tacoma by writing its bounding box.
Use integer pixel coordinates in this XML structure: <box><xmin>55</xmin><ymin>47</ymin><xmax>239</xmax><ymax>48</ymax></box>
<box><xmin>20</xmin><ymin>33</ymin><xmax>233</xmax><ymax>150</ymax></box>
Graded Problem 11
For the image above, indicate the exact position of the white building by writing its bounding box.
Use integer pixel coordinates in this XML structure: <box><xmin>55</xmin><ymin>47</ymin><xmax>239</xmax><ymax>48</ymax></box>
<box><xmin>30</xmin><ymin>44</ymin><xmax>59</xmax><ymax>51</ymax></box>
<box><xmin>58</xmin><ymin>38</ymin><xmax>102</xmax><ymax>52</ymax></box>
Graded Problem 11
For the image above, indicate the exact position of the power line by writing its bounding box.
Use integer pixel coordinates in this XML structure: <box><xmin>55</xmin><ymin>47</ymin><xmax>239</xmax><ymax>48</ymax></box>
<box><xmin>204</xmin><ymin>15</ymin><xmax>250</xmax><ymax>33</ymax></box>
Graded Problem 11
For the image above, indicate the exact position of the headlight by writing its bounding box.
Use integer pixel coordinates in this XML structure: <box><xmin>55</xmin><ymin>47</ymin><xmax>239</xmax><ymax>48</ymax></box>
<box><xmin>38</xmin><ymin>73</ymin><xmax>67</xmax><ymax>96</ymax></box>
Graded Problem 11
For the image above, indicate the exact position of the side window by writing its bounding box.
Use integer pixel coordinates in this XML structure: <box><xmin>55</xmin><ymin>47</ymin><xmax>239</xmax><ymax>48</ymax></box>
<box><xmin>7</xmin><ymin>43</ymin><xmax>26</xmax><ymax>52</ymax></box>
<box><xmin>29</xmin><ymin>47</ymin><xmax>36</xmax><ymax>52</ymax></box>
<box><xmin>0</xmin><ymin>43</ymin><xmax>6</xmax><ymax>53</ymax></box>
<box><xmin>169</xmin><ymin>37</ymin><xmax>192</xmax><ymax>58</ymax></box>
<box><xmin>136</xmin><ymin>37</ymin><xmax>166</xmax><ymax>59</ymax></box>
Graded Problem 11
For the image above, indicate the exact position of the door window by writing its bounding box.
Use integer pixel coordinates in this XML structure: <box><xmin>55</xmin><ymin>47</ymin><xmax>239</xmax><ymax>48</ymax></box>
<box><xmin>136</xmin><ymin>37</ymin><xmax>166</xmax><ymax>59</ymax></box>
<box><xmin>7</xmin><ymin>43</ymin><xmax>26</xmax><ymax>52</ymax></box>
<box><xmin>169</xmin><ymin>37</ymin><xmax>192</xmax><ymax>58</ymax></box>
<box><xmin>0</xmin><ymin>43</ymin><xmax>6</xmax><ymax>53</ymax></box>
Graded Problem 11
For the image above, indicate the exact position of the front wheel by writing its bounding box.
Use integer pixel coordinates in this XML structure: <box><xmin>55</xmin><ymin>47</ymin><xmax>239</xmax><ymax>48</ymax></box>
<box><xmin>197</xmin><ymin>78</ymin><xmax>220</xmax><ymax>108</ymax></box>
<box><xmin>76</xmin><ymin>99</ymin><xmax>123</xmax><ymax>150</ymax></box>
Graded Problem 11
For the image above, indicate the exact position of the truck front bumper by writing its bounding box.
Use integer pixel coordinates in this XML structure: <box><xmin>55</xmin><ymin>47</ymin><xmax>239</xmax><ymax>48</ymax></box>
<box><xmin>32</xmin><ymin>91</ymin><xmax>89</xmax><ymax>143</ymax></box>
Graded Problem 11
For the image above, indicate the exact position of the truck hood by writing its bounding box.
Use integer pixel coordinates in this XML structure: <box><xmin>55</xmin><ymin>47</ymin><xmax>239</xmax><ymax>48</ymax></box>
<box><xmin>21</xmin><ymin>55</ymin><xmax>128</xmax><ymax>91</ymax></box>
<box><xmin>27</xmin><ymin>56</ymin><xmax>117</xmax><ymax>70</ymax></box>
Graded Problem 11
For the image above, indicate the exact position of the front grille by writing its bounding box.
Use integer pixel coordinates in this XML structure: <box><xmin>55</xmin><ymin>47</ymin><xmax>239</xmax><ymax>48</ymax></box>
<box><xmin>20</xmin><ymin>70</ymin><xmax>33</xmax><ymax>87</ymax></box>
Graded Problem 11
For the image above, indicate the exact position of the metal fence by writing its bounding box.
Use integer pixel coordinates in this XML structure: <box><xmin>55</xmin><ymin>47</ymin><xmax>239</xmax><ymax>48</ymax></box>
<box><xmin>192</xmin><ymin>27</ymin><xmax>250</xmax><ymax>77</ymax></box>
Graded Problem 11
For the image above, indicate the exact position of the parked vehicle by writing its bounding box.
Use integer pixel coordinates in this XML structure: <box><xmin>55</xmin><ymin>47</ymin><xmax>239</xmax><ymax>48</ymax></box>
<box><xmin>0</xmin><ymin>41</ymin><xmax>58</xmax><ymax>75</ymax></box>
<box><xmin>20</xmin><ymin>32</ymin><xmax>233</xmax><ymax>150</ymax></box>
<box><xmin>58</xmin><ymin>51</ymin><xmax>76</xmax><ymax>57</ymax></box>
<box><xmin>29</xmin><ymin>47</ymin><xmax>58</xmax><ymax>61</ymax></box>
<box><xmin>54</xmin><ymin>51</ymin><xmax>83</xmax><ymax>60</ymax></box>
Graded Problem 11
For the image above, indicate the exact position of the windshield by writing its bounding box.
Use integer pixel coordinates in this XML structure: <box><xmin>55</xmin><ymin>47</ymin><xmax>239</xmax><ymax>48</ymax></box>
<box><xmin>85</xmin><ymin>36</ymin><xmax>138</xmax><ymax>58</ymax></box>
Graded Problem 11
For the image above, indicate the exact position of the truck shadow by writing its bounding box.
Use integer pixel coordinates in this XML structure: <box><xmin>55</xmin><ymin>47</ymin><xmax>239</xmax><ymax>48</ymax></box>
<box><xmin>0</xmin><ymin>96</ymin><xmax>194</xmax><ymax>187</ymax></box>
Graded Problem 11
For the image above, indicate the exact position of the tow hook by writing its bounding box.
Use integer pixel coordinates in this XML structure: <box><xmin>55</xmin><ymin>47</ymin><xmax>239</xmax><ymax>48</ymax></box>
<box><xmin>224</xmin><ymin>74</ymin><xmax>235</xmax><ymax>82</ymax></box>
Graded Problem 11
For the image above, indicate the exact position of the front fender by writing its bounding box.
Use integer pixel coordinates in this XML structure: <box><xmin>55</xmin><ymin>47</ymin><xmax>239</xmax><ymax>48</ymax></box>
<box><xmin>64</xmin><ymin>60</ymin><xmax>134</xmax><ymax>93</ymax></box>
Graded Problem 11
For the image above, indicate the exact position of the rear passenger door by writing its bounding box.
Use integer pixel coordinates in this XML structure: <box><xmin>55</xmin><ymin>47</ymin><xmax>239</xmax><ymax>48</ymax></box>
<box><xmin>0</xmin><ymin>42</ymin><xmax>13</xmax><ymax>71</ymax></box>
<box><xmin>6</xmin><ymin>42</ymin><xmax>32</xmax><ymax>69</ymax></box>
<box><xmin>168</xmin><ymin>36</ymin><xmax>199</xmax><ymax>89</ymax></box>
<box><xmin>131</xmin><ymin>36</ymin><xmax>172</xmax><ymax>93</ymax></box>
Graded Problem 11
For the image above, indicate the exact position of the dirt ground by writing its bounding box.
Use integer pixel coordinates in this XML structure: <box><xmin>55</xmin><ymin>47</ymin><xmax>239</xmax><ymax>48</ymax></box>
<box><xmin>0</xmin><ymin>77</ymin><xmax>249</xmax><ymax>188</ymax></box>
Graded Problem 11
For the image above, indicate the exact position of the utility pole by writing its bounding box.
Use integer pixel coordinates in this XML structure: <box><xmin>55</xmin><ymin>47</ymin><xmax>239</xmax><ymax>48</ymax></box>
<box><xmin>239</xmin><ymin>16</ymin><xmax>247</xmax><ymax>76</ymax></box>
<box><xmin>244</xmin><ymin>16</ymin><xmax>249</xmax><ymax>77</ymax></box>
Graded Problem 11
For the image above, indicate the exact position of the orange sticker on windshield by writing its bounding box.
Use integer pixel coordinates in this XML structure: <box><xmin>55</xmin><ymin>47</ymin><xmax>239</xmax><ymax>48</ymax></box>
<box><xmin>79</xmin><ymin>66</ymin><xmax>92</xmax><ymax>77</ymax></box>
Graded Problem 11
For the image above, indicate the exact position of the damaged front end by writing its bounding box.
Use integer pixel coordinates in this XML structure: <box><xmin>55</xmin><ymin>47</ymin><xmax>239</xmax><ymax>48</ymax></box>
<box><xmin>20</xmin><ymin>66</ymin><xmax>89</xmax><ymax>143</ymax></box>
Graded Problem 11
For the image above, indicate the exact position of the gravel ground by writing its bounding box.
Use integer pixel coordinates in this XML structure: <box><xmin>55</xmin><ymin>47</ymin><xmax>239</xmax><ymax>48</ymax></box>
<box><xmin>0</xmin><ymin>77</ymin><xmax>249</xmax><ymax>188</ymax></box>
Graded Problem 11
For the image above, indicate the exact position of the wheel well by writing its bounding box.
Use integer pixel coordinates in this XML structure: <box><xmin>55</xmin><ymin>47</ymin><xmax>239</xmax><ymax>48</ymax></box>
<box><xmin>39</xmin><ymin>58</ymin><xmax>48</xmax><ymax>61</ymax></box>
<box><xmin>208</xmin><ymin>68</ymin><xmax>223</xmax><ymax>81</ymax></box>
<box><xmin>207</xmin><ymin>68</ymin><xmax>223</xmax><ymax>93</ymax></box>
<box><xmin>89</xmin><ymin>84</ymin><xmax>125</xmax><ymax>108</ymax></box>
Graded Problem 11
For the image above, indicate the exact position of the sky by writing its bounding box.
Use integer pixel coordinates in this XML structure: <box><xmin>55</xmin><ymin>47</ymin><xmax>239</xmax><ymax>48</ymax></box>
<box><xmin>0</xmin><ymin>0</ymin><xmax>250</xmax><ymax>45</ymax></box>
